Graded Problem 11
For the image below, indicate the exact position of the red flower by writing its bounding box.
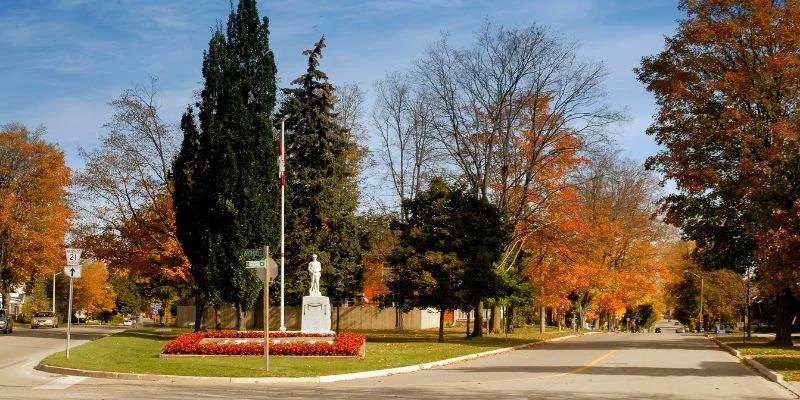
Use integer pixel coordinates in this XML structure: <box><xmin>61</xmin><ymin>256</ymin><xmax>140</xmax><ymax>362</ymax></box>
<box><xmin>162</xmin><ymin>331</ymin><xmax>365</xmax><ymax>356</ymax></box>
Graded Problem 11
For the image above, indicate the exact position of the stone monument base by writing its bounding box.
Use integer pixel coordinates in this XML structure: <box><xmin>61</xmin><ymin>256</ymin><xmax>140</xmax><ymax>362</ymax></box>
<box><xmin>301</xmin><ymin>295</ymin><xmax>333</xmax><ymax>333</ymax></box>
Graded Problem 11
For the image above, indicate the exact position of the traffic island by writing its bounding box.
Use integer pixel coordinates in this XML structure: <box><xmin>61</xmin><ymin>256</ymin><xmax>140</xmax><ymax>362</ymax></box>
<box><xmin>161</xmin><ymin>331</ymin><xmax>366</xmax><ymax>358</ymax></box>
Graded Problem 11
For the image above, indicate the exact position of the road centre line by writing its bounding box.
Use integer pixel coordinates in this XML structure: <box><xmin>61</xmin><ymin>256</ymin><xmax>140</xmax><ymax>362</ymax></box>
<box><xmin>35</xmin><ymin>375</ymin><xmax>88</xmax><ymax>390</ymax></box>
<box><xmin>522</xmin><ymin>349</ymin><xmax>619</xmax><ymax>381</ymax></box>
<box><xmin>459</xmin><ymin>348</ymin><xmax>619</xmax><ymax>385</ymax></box>
<box><xmin>356</xmin><ymin>348</ymin><xmax>619</xmax><ymax>388</ymax></box>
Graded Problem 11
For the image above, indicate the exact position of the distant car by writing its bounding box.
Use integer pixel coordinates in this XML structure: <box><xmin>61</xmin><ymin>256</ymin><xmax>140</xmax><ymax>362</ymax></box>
<box><xmin>655</xmin><ymin>327</ymin><xmax>662</xmax><ymax>333</ymax></box>
<box><xmin>674</xmin><ymin>321</ymin><xmax>680</xmax><ymax>326</ymax></box>
<box><xmin>0</xmin><ymin>309</ymin><xmax>13</xmax><ymax>333</ymax></box>
<box><xmin>676</xmin><ymin>326</ymin><xmax>685</xmax><ymax>333</ymax></box>
<box><xmin>31</xmin><ymin>311</ymin><xmax>59</xmax><ymax>329</ymax></box>
<box><xmin>122</xmin><ymin>317</ymin><xmax>136</xmax><ymax>326</ymax></box>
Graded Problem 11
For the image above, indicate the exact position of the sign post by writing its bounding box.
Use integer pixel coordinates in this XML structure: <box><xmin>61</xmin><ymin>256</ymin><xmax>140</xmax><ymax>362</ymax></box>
<box><xmin>244</xmin><ymin>246</ymin><xmax>277</xmax><ymax>370</ymax></box>
<box><xmin>64</xmin><ymin>248</ymin><xmax>82</xmax><ymax>359</ymax></box>
<box><xmin>264</xmin><ymin>246</ymin><xmax>270</xmax><ymax>371</ymax></box>
<box><xmin>151</xmin><ymin>303</ymin><xmax>162</xmax><ymax>324</ymax></box>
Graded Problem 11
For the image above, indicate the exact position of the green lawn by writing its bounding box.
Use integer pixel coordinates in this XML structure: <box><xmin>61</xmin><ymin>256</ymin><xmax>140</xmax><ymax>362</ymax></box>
<box><xmin>716</xmin><ymin>335</ymin><xmax>800</xmax><ymax>381</ymax></box>
<box><xmin>40</xmin><ymin>326</ymin><xmax>574</xmax><ymax>377</ymax></box>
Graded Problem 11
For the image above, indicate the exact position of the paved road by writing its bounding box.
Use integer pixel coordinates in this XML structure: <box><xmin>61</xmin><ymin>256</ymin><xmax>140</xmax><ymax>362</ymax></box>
<box><xmin>1</xmin><ymin>326</ymin><xmax>795</xmax><ymax>399</ymax></box>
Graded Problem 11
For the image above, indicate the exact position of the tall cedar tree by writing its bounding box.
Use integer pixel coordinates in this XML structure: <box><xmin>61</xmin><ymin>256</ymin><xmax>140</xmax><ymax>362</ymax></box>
<box><xmin>173</xmin><ymin>0</ymin><xmax>279</xmax><ymax>331</ymax></box>
<box><xmin>0</xmin><ymin>124</ymin><xmax>72</xmax><ymax>312</ymax></box>
<box><xmin>388</xmin><ymin>177</ymin><xmax>508</xmax><ymax>342</ymax></box>
<box><xmin>636</xmin><ymin>0</ymin><xmax>800</xmax><ymax>345</ymax></box>
<box><xmin>278</xmin><ymin>37</ymin><xmax>368</xmax><ymax>313</ymax></box>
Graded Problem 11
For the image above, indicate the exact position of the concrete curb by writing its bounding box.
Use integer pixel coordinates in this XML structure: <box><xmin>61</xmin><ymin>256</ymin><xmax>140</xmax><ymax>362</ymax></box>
<box><xmin>708</xmin><ymin>336</ymin><xmax>800</xmax><ymax>398</ymax></box>
<box><xmin>36</xmin><ymin>332</ymin><xmax>585</xmax><ymax>384</ymax></box>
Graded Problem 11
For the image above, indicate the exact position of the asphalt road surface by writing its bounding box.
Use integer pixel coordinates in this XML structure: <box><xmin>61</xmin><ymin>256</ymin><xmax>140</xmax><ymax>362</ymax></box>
<box><xmin>0</xmin><ymin>325</ymin><xmax>795</xmax><ymax>399</ymax></box>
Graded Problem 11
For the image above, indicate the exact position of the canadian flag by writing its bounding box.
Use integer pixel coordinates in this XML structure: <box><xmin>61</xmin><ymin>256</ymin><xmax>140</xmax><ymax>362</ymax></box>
<box><xmin>278</xmin><ymin>135</ymin><xmax>285</xmax><ymax>186</ymax></box>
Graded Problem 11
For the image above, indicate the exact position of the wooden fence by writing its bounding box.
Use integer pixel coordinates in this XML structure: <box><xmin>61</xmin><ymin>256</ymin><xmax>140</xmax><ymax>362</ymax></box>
<box><xmin>176</xmin><ymin>304</ymin><xmax>441</xmax><ymax>330</ymax></box>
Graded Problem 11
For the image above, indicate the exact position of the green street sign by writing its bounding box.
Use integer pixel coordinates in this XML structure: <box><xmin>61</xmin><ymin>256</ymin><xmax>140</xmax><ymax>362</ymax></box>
<box><xmin>241</xmin><ymin>248</ymin><xmax>264</xmax><ymax>258</ymax></box>
<box><xmin>246</xmin><ymin>260</ymin><xmax>265</xmax><ymax>268</ymax></box>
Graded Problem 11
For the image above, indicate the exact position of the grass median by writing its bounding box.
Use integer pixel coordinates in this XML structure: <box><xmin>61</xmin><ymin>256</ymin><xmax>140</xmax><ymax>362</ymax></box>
<box><xmin>40</xmin><ymin>326</ymin><xmax>575</xmax><ymax>377</ymax></box>
<box><xmin>716</xmin><ymin>335</ymin><xmax>800</xmax><ymax>381</ymax></box>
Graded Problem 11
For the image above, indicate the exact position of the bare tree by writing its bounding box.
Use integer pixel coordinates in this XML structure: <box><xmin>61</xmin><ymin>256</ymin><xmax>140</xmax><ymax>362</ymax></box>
<box><xmin>409</xmin><ymin>21</ymin><xmax>624</xmax><ymax>335</ymax></box>
<box><xmin>372</xmin><ymin>72</ymin><xmax>439</xmax><ymax>221</ymax></box>
<box><xmin>74</xmin><ymin>77</ymin><xmax>178</xmax><ymax>231</ymax></box>
<box><xmin>414</xmin><ymin>22</ymin><xmax>622</xmax><ymax>219</ymax></box>
<box><xmin>334</xmin><ymin>82</ymin><xmax>367</xmax><ymax>140</ymax></box>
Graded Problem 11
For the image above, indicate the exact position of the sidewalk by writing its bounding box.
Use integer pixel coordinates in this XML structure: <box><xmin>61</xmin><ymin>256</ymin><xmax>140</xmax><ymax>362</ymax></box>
<box><xmin>709</xmin><ymin>336</ymin><xmax>800</xmax><ymax>398</ymax></box>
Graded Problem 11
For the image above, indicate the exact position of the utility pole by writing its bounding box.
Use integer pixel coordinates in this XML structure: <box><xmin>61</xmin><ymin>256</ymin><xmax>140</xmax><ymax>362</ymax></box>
<box><xmin>685</xmin><ymin>270</ymin><xmax>704</xmax><ymax>332</ymax></box>
<box><xmin>52</xmin><ymin>271</ymin><xmax>62</xmax><ymax>312</ymax></box>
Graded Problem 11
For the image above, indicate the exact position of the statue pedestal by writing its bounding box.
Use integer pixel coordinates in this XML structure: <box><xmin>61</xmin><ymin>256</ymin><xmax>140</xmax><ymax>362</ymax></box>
<box><xmin>301</xmin><ymin>295</ymin><xmax>333</xmax><ymax>333</ymax></box>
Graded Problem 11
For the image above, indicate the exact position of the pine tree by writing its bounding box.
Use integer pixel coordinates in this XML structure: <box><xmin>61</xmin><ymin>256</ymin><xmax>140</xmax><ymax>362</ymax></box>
<box><xmin>278</xmin><ymin>37</ymin><xmax>368</xmax><ymax>312</ymax></box>
<box><xmin>173</xmin><ymin>0</ymin><xmax>279</xmax><ymax>330</ymax></box>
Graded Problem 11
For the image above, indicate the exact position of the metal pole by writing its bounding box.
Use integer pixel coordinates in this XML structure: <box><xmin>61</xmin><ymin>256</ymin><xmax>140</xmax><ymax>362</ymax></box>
<box><xmin>280</xmin><ymin>119</ymin><xmax>286</xmax><ymax>331</ymax></box>
<box><xmin>52</xmin><ymin>271</ymin><xmax>62</xmax><ymax>312</ymax></box>
<box><xmin>66</xmin><ymin>275</ymin><xmax>73</xmax><ymax>359</ymax></box>
<box><xmin>264</xmin><ymin>245</ymin><xmax>269</xmax><ymax>371</ymax></box>
<box><xmin>700</xmin><ymin>276</ymin><xmax>704</xmax><ymax>332</ymax></box>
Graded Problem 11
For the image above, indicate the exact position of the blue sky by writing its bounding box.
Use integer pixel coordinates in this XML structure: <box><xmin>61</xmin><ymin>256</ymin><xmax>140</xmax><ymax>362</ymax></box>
<box><xmin>0</xmin><ymin>0</ymin><xmax>683</xmax><ymax>175</ymax></box>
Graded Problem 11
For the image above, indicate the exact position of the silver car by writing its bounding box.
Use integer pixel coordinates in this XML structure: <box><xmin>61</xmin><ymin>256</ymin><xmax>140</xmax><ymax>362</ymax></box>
<box><xmin>0</xmin><ymin>309</ymin><xmax>13</xmax><ymax>333</ymax></box>
<box><xmin>31</xmin><ymin>311</ymin><xmax>59</xmax><ymax>329</ymax></box>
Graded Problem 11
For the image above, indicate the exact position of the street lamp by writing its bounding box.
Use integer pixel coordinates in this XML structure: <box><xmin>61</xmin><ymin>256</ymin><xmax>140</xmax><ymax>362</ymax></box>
<box><xmin>53</xmin><ymin>271</ymin><xmax>62</xmax><ymax>312</ymax></box>
<box><xmin>684</xmin><ymin>270</ymin><xmax>704</xmax><ymax>332</ymax></box>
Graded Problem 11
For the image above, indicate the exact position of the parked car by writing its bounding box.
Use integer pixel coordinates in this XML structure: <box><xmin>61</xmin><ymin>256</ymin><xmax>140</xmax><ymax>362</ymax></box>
<box><xmin>30</xmin><ymin>311</ymin><xmax>59</xmax><ymax>329</ymax></box>
<box><xmin>655</xmin><ymin>327</ymin><xmax>662</xmax><ymax>333</ymax></box>
<box><xmin>0</xmin><ymin>309</ymin><xmax>13</xmax><ymax>334</ymax></box>
<box><xmin>676</xmin><ymin>326</ymin><xmax>685</xmax><ymax>333</ymax></box>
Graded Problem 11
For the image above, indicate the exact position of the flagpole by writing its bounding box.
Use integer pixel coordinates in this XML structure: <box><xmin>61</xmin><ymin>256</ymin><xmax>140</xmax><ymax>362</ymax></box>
<box><xmin>280</xmin><ymin>118</ymin><xmax>286</xmax><ymax>331</ymax></box>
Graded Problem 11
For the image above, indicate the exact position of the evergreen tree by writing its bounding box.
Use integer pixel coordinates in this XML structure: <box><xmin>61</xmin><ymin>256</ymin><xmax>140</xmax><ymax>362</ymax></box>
<box><xmin>278</xmin><ymin>37</ymin><xmax>368</xmax><ymax>310</ymax></box>
<box><xmin>173</xmin><ymin>0</ymin><xmax>279</xmax><ymax>330</ymax></box>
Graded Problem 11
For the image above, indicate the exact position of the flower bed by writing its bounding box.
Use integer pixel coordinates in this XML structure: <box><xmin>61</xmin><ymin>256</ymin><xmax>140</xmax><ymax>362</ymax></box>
<box><xmin>162</xmin><ymin>331</ymin><xmax>365</xmax><ymax>357</ymax></box>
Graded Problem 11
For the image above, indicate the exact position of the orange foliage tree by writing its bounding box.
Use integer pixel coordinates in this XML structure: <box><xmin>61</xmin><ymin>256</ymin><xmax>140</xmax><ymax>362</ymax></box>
<box><xmin>0</xmin><ymin>123</ymin><xmax>72</xmax><ymax>311</ymax></box>
<box><xmin>636</xmin><ymin>0</ymin><xmax>800</xmax><ymax>345</ymax></box>
<box><xmin>551</xmin><ymin>155</ymin><xmax>667</xmax><ymax>330</ymax></box>
<box><xmin>73</xmin><ymin>260</ymin><xmax>117</xmax><ymax>318</ymax></box>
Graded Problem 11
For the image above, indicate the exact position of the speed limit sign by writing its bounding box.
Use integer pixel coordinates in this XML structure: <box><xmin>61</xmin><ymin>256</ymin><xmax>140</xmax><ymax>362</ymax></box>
<box><xmin>65</xmin><ymin>248</ymin><xmax>82</xmax><ymax>266</ymax></box>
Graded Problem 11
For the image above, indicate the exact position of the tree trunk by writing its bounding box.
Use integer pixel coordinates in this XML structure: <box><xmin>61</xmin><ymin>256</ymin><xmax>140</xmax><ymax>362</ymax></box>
<box><xmin>214</xmin><ymin>304</ymin><xmax>221</xmax><ymax>331</ymax></box>
<box><xmin>540</xmin><ymin>306</ymin><xmax>546</xmax><ymax>333</ymax></box>
<box><xmin>505</xmin><ymin>305</ymin><xmax>515</xmax><ymax>334</ymax></box>
<box><xmin>466</xmin><ymin>311</ymin><xmax>471</xmax><ymax>338</ymax></box>
<box><xmin>494</xmin><ymin>305</ymin><xmax>502</xmax><ymax>333</ymax></box>
<box><xmin>1</xmin><ymin>287</ymin><xmax>9</xmax><ymax>313</ymax></box>
<box><xmin>578</xmin><ymin>292</ymin><xmax>591</xmax><ymax>330</ymax></box>
<box><xmin>438</xmin><ymin>307</ymin><xmax>445</xmax><ymax>343</ymax></box>
<box><xmin>193</xmin><ymin>294</ymin><xmax>205</xmax><ymax>333</ymax></box>
<box><xmin>236</xmin><ymin>304</ymin><xmax>247</xmax><ymax>331</ymax></box>
<box><xmin>773</xmin><ymin>290</ymin><xmax>795</xmax><ymax>347</ymax></box>
<box><xmin>557</xmin><ymin>310</ymin><xmax>562</xmax><ymax>332</ymax></box>
<box><xmin>336</xmin><ymin>305</ymin><xmax>341</xmax><ymax>334</ymax></box>
<box><xmin>488</xmin><ymin>306</ymin><xmax>496</xmax><ymax>334</ymax></box>
<box><xmin>471</xmin><ymin>300</ymin><xmax>484</xmax><ymax>337</ymax></box>
<box><xmin>397</xmin><ymin>308</ymin><xmax>404</xmax><ymax>330</ymax></box>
